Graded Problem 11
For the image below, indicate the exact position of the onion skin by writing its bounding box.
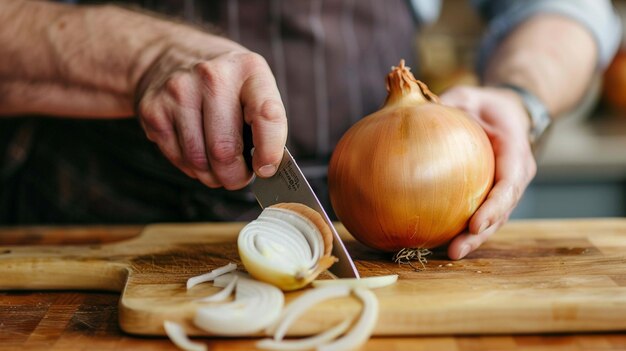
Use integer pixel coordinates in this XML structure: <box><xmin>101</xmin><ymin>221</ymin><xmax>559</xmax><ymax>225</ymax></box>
<box><xmin>328</xmin><ymin>60</ymin><xmax>494</xmax><ymax>251</ymax></box>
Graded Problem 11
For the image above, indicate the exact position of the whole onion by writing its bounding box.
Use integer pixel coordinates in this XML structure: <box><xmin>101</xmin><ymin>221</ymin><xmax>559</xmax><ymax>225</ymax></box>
<box><xmin>328</xmin><ymin>60</ymin><xmax>494</xmax><ymax>253</ymax></box>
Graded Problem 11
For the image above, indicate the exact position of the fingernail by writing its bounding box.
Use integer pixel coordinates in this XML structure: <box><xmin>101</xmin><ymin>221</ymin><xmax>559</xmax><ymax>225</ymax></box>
<box><xmin>258</xmin><ymin>164</ymin><xmax>277</xmax><ymax>177</ymax></box>
<box><xmin>458</xmin><ymin>244</ymin><xmax>471</xmax><ymax>259</ymax></box>
<box><xmin>477</xmin><ymin>221</ymin><xmax>490</xmax><ymax>234</ymax></box>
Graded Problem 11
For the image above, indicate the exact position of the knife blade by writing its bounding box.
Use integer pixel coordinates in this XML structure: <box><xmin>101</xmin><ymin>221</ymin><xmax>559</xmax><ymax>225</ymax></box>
<box><xmin>249</xmin><ymin>147</ymin><xmax>360</xmax><ymax>279</ymax></box>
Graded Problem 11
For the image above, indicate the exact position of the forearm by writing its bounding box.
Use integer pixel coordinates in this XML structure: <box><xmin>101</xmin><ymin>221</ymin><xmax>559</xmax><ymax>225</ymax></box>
<box><xmin>0</xmin><ymin>0</ymin><xmax>239</xmax><ymax>118</ymax></box>
<box><xmin>483</xmin><ymin>14</ymin><xmax>597</xmax><ymax>117</ymax></box>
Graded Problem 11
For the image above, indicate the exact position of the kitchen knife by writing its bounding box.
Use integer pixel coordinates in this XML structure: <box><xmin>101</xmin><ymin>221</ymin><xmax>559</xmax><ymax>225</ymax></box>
<box><xmin>249</xmin><ymin>147</ymin><xmax>360</xmax><ymax>279</ymax></box>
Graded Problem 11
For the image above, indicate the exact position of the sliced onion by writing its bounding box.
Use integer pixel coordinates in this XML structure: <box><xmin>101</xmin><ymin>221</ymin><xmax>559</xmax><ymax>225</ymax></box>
<box><xmin>238</xmin><ymin>203</ymin><xmax>336</xmax><ymax>291</ymax></box>
<box><xmin>312</xmin><ymin>275</ymin><xmax>398</xmax><ymax>289</ymax></box>
<box><xmin>318</xmin><ymin>288</ymin><xmax>379</xmax><ymax>351</ymax></box>
<box><xmin>186</xmin><ymin>262</ymin><xmax>237</xmax><ymax>290</ymax></box>
<box><xmin>193</xmin><ymin>273</ymin><xmax>284</xmax><ymax>335</ymax></box>
<box><xmin>268</xmin><ymin>285</ymin><xmax>351</xmax><ymax>340</ymax></box>
<box><xmin>163</xmin><ymin>320</ymin><xmax>207</xmax><ymax>351</ymax></box>
<box><xmin>257</xmin><ymin>317</ymin><xmax>353</xmax><ymax>351</ymax></box>
<box><xmin>213</xmin><ymin>270</ymin><xmax>250</xmax><ymax>287</ymax></box>
<box><xmin>195</xmin><ymin>275</ymin><xmax>238</xmax><ymax>303</ymax></box>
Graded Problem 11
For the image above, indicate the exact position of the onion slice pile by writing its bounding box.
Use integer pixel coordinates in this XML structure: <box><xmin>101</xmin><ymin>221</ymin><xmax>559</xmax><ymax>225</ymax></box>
<box><xmin>238</xmin><ymin>203</ymin><xmax>337</xmax><ymax>291</ymax></box>
<box><xmin>163</xmin><ymin>321</ymin><xmax>207</xmax><ymax>351</ymax></box>
<box><xmin>195</xmin><ymin>275</ymin><xmax>238</xmax><ymax>303</ymax></box>
<box><xmin>193</xmin><ymin>273</ymin><xmax>284</xmax><ymax>335</ymax></box>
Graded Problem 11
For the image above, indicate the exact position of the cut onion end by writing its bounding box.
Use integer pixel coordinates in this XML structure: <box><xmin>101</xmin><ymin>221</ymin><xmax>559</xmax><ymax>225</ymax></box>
<box><xmin>312</xmin><ymin>274</ymin><xmax>398</xmax><ymax>289</ymax></box>
<box><xmin>193</xmin><ymin>275</ymin><xmax>284</xmax><ymax>336</ymax></box>
<box><xmin>163</xmin><ymin>320</ymin><xmax>207</xmax><ymax>351</ymax></box>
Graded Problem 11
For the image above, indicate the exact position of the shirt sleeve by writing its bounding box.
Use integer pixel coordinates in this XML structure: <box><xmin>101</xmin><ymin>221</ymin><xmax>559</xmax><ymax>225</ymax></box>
<box><xmin>471</xmin><ymin>0</ymin><xmax>622</xmax><ymax>74</ymax></box>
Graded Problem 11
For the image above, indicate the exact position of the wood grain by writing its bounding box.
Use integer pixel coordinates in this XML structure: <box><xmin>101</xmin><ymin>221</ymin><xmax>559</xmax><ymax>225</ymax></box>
<box><xmin>2</xmin><ymin>291</ymin><xmax>626</xmax><ymax>351</ymax></box>
<box><xmin>1</xmin><ymin>222</ymin><xmax>626</xmax><ymax>351</ymax></box>
<box><xmin>1</xmin><ymin>220</ymin><xmax>626</xmax><ymax>339</ymax></box>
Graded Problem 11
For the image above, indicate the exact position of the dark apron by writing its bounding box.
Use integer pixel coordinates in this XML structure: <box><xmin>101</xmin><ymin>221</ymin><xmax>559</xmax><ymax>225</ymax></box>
<box><xmin>0</xmin><ymin>0</ymin><xmax>416</xmax><ymax>224</ymax></box>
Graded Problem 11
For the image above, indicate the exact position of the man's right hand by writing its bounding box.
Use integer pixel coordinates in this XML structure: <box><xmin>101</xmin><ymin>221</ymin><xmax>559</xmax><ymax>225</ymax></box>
<box><xmin>136</xmin><ymin>36</ymin><xmax>287</xmax><ymax>190</ymax></box>
<box><xmin>0</xmin><ymin>1</ymin><xmax>287</xmax><ymax>190</ymax></box>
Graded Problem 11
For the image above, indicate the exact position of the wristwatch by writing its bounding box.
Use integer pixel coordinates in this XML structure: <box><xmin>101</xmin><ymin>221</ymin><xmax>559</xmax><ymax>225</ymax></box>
<box><xmin>498</xmin><ymin>83</ymin><xmax>552</xmax><ymax>154</ymax></box>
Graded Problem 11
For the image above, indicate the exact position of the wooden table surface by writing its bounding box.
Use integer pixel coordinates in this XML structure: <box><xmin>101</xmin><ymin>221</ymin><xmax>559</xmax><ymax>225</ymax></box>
<box><xmin>1</xmin><ymin>224</ymin><xmax>626</xmax><ymax>351</ymax></box>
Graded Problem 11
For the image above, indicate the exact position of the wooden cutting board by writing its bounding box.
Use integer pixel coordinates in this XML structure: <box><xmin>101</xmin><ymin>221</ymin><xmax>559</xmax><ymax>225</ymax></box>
<box><xmin>1</xmin><ymin>219</ymin><xmax>625</xmax><ymax>336</ymax></box>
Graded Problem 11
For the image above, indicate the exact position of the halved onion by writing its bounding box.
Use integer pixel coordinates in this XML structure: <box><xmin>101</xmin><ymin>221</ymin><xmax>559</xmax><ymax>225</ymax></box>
<box><xmin>238</xmin><ymin>203</ymin><xmax>337</xmax><ymax>291</ymax></box>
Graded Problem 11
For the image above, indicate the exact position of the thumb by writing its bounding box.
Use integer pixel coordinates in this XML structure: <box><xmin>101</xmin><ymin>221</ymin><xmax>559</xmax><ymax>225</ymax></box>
<box><xmin>241</xmin><ymin>63</ymin><xmax>288</xmax><ymax>178</ymax></box>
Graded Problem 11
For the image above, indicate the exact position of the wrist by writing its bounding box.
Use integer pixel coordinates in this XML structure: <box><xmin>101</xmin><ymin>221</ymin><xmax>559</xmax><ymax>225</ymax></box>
<box><xmin>495</xmin><ymin>83</ymin><xmax>552</xmax><ymax>155</ymax></box>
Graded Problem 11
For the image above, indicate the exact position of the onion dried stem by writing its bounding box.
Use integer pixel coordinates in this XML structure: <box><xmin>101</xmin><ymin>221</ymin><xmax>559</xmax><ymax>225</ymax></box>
<box><xmin>393</xmin><ymin>248</ymin><xmax>431</xmax><ymax>270</ymax></box>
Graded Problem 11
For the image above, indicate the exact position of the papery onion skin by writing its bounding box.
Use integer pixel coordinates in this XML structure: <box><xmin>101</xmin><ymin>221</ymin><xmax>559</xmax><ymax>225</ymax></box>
<box><xmin>328</xmin><ymin>60</ymin><xmax>495</xmax><ymax>252</ymax></box>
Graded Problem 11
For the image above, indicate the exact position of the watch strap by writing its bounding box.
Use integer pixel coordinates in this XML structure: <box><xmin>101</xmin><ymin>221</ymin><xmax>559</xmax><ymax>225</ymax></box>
<box><xmin>498</xmin><ymin>83</ymin><xmax>552</xmax><ymax>152</ymax></box>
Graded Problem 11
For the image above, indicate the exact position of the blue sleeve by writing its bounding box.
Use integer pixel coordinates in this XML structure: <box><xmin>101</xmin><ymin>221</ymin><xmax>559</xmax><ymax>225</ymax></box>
<box><xmin>471</xmin><ymin>0</ymin><xmax>622</xmax><ymax>74</ymax></box>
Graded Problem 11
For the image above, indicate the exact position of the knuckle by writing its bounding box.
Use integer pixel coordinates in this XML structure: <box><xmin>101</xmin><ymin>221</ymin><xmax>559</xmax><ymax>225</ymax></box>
<box><xmin>238</xmin><ymin>52</ymin><xmax>268</xmax><ymax>69</ymax></box>
<box><xmin>137</xmin><ymin>99</ymin><xmax>156</xmax><ymax>119</ymax></box>
<box><xmin>220</xmin><ymin>51</ymin><xmax>267</xmax><ymax>69</ymax></box>
<box><xmin>164</xmin><ymin>73</ymin><xmax>192</xmax><ymax>104</ymax></box>
<box><xmin>194</xmin><ymin>61</ymin><xmax>224</xmax><ymax>88</ymax></box>
<box><xmin>207</xmin><ymin>137</ymin><xmax>243</xmax><ymax>165</ymax></box>
<box><xmin>141</xmin><ymin>114</ymin><xmax>171</xmax><ymax>142</ymax></box>
<box><xmin>256</xmin><ymin>99</ymin><xmax>286</xmax><ymax>124</ymax></box>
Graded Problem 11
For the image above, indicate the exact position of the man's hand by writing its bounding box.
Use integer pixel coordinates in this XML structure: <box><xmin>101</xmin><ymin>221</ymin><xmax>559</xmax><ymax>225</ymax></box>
<box><xmin>0</xmin><ymin>2</ymin><xmax>288</xmax><ymax>189</ymax></box>
<box><xmin>136</xmin><ymin>38</ymin><xmax>287</xmax><ymax>190</ymax></box>
<box><xmin>440</xmin><ymin>86</ymin><xmax>536</xmax><ymax>260</ymax></box>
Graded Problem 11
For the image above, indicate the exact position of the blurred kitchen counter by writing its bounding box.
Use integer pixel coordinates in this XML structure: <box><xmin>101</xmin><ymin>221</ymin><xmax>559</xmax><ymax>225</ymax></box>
<box><xmin>538</xmin><ymin>114</ymin><xmax>626</xmax><ymax>181</ymax></box>
<box><xmin>514</xmin><ymin>107</ymin><xmax>626</xmax><ymax>219</ymax></box>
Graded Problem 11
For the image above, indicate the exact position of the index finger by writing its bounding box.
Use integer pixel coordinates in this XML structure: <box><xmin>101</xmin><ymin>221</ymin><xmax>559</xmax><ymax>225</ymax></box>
<box><xmin>240</xmin><ymin>56</ymin><xmax>288</xmax><ymax>178</ymax></box>
<box><xmin>468</xmin><ymin>134</ymin><xmax>536</xmax><ymax>236</ymax></box>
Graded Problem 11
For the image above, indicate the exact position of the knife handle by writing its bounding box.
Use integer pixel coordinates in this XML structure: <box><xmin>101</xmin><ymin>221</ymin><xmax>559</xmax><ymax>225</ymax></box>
<box><xmin>243</xmin><ymin>123</ymin><xmax>254</xmax><ymax>172</ymax></box>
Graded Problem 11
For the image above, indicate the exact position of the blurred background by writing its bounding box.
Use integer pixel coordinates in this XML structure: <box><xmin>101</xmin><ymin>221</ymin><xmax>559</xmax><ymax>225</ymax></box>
<box><xmin>418</xmin><ymin>0</ymin><xmax>626</xmax><ymax>219</ymax></box>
